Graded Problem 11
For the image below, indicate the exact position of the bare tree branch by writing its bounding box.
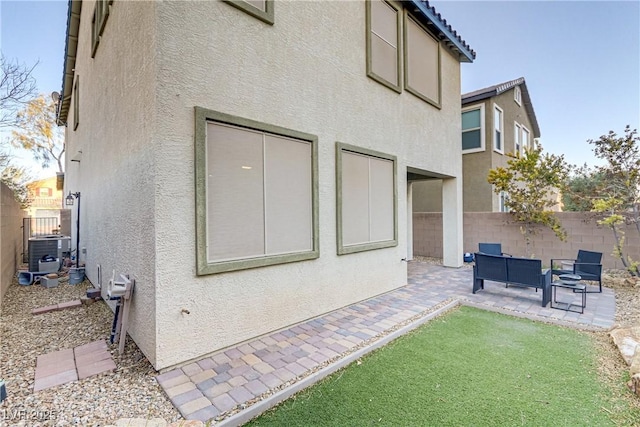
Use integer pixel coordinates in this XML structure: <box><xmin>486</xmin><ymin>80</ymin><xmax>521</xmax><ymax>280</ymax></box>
<box><xmin>1</xmin><ymin>54</ymin><xmax>39</xmax><ymax>128</ymax></box>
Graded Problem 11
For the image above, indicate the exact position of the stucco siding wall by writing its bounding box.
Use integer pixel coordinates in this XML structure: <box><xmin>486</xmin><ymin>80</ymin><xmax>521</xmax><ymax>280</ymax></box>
<box><xmin>414</xmin><ymin>212</ymin><xmax>638</xmax><ymax>270</ymax></box>
<box><xmin>0</xmin><ymin>184</ymin><xmax>25</xmax><ymax>308</ymax></box>
<box><xmin>63</xmin><ymin>0</ymin><xmax>158</xmax><ymax>362</ymax></box>
<box><xmin>151</xmin><ymin>1</ymin><xmax>462</xmax><ymax>369</ymax></box>
<box><xmin>412</xmin><ymin>180</ymin><xmax>443</xmax><ymax>212</ymax></box>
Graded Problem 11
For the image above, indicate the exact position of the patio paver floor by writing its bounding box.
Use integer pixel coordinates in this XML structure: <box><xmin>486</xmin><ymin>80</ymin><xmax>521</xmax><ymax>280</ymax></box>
<box><xmin>156</xmin><ymin>261</ymin><xmax>616</xmax><ymax>424</ymax></box>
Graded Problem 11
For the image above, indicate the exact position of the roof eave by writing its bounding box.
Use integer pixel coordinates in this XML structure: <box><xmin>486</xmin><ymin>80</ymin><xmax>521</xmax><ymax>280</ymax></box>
<box><xmin>56</xmin><ymin>0</ymin><xmax>81</xmax><ymax>126</ymax></box>
<box><xmin>409</xmin><ymin>0</ymin><xmax>475</xmax><ymax>63</ymax></box>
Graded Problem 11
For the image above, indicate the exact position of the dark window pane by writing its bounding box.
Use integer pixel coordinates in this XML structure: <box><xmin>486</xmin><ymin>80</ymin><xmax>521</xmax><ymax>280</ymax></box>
<box><xmin>462</xmin><ymin>130</ymin><xmax>481</xmax><ymax>150</ymax></box>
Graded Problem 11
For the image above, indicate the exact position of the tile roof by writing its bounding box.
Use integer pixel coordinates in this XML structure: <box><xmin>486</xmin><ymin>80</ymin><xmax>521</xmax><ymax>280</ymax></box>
<box><xmin>462</xmin><ymin>77</ymin><xmax>541</xmax><ymax>138</ymax></box>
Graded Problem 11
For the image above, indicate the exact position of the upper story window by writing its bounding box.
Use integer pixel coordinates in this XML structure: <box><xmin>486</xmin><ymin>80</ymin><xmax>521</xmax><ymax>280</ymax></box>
<box><xmin>462</xmin><ymin>105</ymin><xmax>484</xmax><ymax>153</ymax></box>
<box><xmin>91</xmin><ymin>0</ymin><xmax>113</xmax><ymax>58</ymax></box>
<box><xmin>366</xmin><ymin>0</ymin><xmax>402</xmax><ymax>92</ymax></box>
<box><xmin>73</xmin><ymin>76</ymin><xmax>79</xmax><ymax>131</ymax></box>
<box><xmin>514</xmin><ymin>122</ymin><xmax>522</xmax><ymax>155</ymax></box>
<box><xmin>194</xmin><ymin>108</ymin><xmax>318</xmax><ymax>275</ymax></box>
<box><xmin>404</xmin><ymin>12</ymin><xmax>441</xmax><ymax>108</ymax></box>
<box><xmin>224</xmin><ymin>0</ymin><xmax>274</xmax><ymax>25</ymax></box>
<box><xmin>37</xmin><ymin>188</ymin><xmax>52</xmax><ymax>197</ymax></box>
<box><xmin>522</xmin><ymin>126</ymin><xmax>530</xmax><ymax>150</ymax></box>
<box><xmin>514</xmin><ymin>86</ymin><xmax>522</xmax><ymax>106</ymax></box>
<box><xmin>493</xmin><ymin>104</ymin><xmax>504</xmax><ymax>153</ymax></box>
<box><xmin>337</xmin><ymin>143</ymin><xmax>397</xmax><ymax>255</ymax></box>
<box><xmin>499</xmin><ymin>191</ymin><xmax>509</xmax><ymax>212</ymax></box>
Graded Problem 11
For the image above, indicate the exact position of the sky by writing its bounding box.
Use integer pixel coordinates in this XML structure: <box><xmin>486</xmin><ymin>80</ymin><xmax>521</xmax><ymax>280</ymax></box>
<box><xmin>0</xmin><ymin>0</ymin><xmax>639</xmax><ymax>176</ymax></box>
<box><xmin>434</xmin><ymin>0</ymin><xmax>640</xmax><ymax>167</ymax></box>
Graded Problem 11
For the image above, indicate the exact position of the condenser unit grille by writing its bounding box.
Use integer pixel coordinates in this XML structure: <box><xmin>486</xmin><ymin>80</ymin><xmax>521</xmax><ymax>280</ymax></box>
<box><xmin>28</xmin><ymin>238</ymin><xmax>60</xmax><ymax>272</ymax></box>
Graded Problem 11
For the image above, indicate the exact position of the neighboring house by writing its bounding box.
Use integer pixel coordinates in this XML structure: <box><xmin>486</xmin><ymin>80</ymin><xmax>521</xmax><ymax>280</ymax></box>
<box><xmin>413</xmin><ymin>77</ymin><xmax>542</xmax><ymax>213</ymax></box>
<box><xmin>56</xmin><ymin>0</ymin><xmax>475</xmax><ymax>370</ymax></box>
<box><xmin>25</xmin><ymin>176</ymin><xmax>64</xmax><ymax>235</ymax></box>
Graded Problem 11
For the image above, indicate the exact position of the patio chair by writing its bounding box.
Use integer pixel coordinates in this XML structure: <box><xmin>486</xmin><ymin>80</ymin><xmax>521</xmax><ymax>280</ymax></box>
<box><xmin>478</xmin><ymin>243</ymin><xmax>511</xmax><ymax>257</ymax></box>
<box><xmin>551</xmin><ymin>250</ymin><xmax>603</xmax><ymax>293</ymax></box>
<box><xmin>478</xmin><ymin>243</ymin><xmax>512</xmax><ymax>287</ymax></box>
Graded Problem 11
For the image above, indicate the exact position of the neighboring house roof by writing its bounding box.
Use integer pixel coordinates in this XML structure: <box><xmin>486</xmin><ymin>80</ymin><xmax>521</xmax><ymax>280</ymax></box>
<box><xmin>55</xmin><ymin>0</ymin><xmax>475</xmax><ymax>125</ymax></box>
<box><xmin>461</xmin><ymin>77</ymin><xmax>541</xmax><ymax>138</ymax></box>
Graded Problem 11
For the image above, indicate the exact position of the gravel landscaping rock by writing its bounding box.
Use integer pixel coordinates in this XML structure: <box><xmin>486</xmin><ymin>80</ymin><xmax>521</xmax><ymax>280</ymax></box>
<box><xmin>0</xmin><ymin>275</ymin><xmax>180</xmax><ymax>426</ymax></box>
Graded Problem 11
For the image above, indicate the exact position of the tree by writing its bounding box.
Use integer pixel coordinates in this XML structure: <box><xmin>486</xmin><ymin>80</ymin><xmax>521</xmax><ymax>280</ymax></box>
<box><xmin>487</xmin><ymin>142</ymin><xmax>569</xmax><ymax>256</ymax></box>
<box><xmin>589</xmin><ymin>126</ymin><xmax>640</xmax><ymax>276</ymax></box>
<box><xmin>0</xmin><ymin>55</ymin><xmax>38</xmax><ymax>128</ymax></box>
<box><xmin>0</xmin><ymin>151</ymin><xmax>31</xmax><ymax>207</ymax></box>
<box><xmin>9</xmin><ymin>95</ymin><xmax>65</xmax><ymax>173</ymax></box>
<box><xmin>562</xmin><ymin>166</ymin><xmax>605</xmax><ymax>211</ymax></box>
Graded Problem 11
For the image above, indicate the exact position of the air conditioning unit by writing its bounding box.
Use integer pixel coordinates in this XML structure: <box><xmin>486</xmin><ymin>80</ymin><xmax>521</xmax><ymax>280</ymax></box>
<box><xmin>28</xmin><ymin>236</ymin><xmax>71</xmax><ymax>272</ymax></box>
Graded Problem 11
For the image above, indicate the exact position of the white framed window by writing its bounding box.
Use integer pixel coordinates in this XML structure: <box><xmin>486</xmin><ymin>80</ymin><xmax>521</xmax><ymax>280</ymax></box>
<box><xmin>522</xmin><ymin>126</ymin><xmax>531</xmax><ymax>151</ymax></box>
<box><xmin>462</xmin><ymin>104</ymin><xmax>484</xmax><ymax>153</ymax></box>
<box><xmin>493</xmin><ymin>104</ymin><xmax>504</xmax><ymax>153</ymax></box>
<box><xmin>514</xmin><ymin>122</ymin><xmax>522</xmax><ymax>155</ymax></box>
<box><xmin>366</xmin><ymin>0</ymin><xmax>402</xmax><ymax>93</ymax></box>
<box><xmin>499</xmin><ymin>191</ymin><xmax>509</xmax><ymax>212</ymax></box>
<box><xmin>194</xmin><ymin>108</ymin><xmax>319</xmax><ymax>275</ymax></box>
<box><xmin>514</xmin><ymin>86</ymin><xmax>522</xmax><ymax>106</ymax></box>
<box><xmin>337</xmin><ymin>143</ymin><xmax>397</xmax><ymax>255</ymax></box>
<box><xmin>404</xmin><ymin>12</ymin><xmax>441</xmax><ymax>108</ymax></box>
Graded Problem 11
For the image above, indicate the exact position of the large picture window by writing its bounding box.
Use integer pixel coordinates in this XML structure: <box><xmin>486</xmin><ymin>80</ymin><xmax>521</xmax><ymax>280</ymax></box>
<box><xmin>404</xmin><ymin>12</ymin><xmax>441</xmax><ymax>108</ymax></box>
<box><xmin>462</xmin><ymin>105</ymin><xmax>484</xmax><ymax>153</ymax></box>
<box><xmin>366</xmin><ymin>0</ymin><xmax>402</xmax><ymax>93</ymax></box>
<box><xmin>336</xmin><ymin>143</ymin><xmax>397</xmax><ymax>255</ymax></box>
<box><xmin>195</xmin><ymin>108</ymin><xmax>318</xmax><ymax>275</ymax></box>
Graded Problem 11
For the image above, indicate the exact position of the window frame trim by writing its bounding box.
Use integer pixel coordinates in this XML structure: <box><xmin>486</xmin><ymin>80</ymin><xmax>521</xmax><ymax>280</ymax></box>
<box><xmin>514</xmin><ymin>86</ymin><xmax>522</xmax><ymax>106</ymax></box>
<box><xmin>521</xmin><ymin>124</ymin><xmax>531</xmax><ymax>151</ymax></box>
<box><xmin>194</xmin><ymin>107</ymin><xmax>319</xmax><ymax>275</ymax></box>
<box><xmin>336</xmin><ymin>142</ymin><xmax>398</xmax><ymax>255</ymax></box>
<box><xmin>365</xmin><ymin>0</ymin><xmax>403</xmax><ymax>94</ymax></box>
<box><xmin>223</xmin><ymin>0</ymin><xmax>275</xmax><ymax>25</ymax></box>
<box><xmin>493</xmin><ymin>103</ymin><xmax>504</xmax><ymax>154</ymax></box>
<box><xmin>461</xmin><ymin>104</ymin><xmax>485</xmax><ymax>154</ymax></box>
<box><xmin>91</xmin><ymin>0</ymin><xmax>113</xmax><ymax>58</ymax></box>
<box><xmin>403</xmin><ymin>10</ymin><xmax>442</xmax><ymax>109</ymax></box>
<box><xmin>514</xmin><ymin>121</ymin><xmax>522</xmax><ymax>155</ymax></box>
<box><xmin>73</xmin><ymin>76</ymin><xmax>79</xmax><ymax>131</ymax></box>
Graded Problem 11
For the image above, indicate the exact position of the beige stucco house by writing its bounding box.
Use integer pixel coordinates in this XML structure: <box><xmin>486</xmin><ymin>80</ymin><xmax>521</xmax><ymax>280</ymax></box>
<box><xmin>56</xmin><ymin>0</ymin><xmax>475</xmax><ymax>370</ymax></box>
<box><xmin>414</xmin><ymin>77</ymin><xmax>542</xmax><ymax>212</ymax></box>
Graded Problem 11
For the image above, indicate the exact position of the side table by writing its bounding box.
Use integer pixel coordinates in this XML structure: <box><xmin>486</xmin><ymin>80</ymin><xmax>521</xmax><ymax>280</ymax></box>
<box><xmin>551</xmin><ymin>281</ymin><xmax>587</xmax><ymax>314</ymax></box>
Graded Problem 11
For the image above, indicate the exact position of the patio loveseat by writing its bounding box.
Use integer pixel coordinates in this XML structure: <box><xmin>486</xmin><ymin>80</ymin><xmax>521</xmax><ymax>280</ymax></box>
<box><xmin>473</xmin><ymin>252</ymin><xmax>551</xmax><ymax>307</ymax></box>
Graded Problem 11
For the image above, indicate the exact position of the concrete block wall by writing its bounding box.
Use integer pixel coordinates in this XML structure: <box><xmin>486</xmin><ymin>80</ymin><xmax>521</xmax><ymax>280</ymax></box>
<box><xmin>0</xmin><ymin>183</ymin><xmax>26</xmax><ymax>308</ymax></box>
<box><xmin>414</xmin><ymin>211</ymin><xmax>640</xmax><ymax>270</ymax></box>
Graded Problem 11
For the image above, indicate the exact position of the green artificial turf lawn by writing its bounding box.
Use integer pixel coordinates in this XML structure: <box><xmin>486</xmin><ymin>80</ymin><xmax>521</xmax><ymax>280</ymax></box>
<box><xmin>248</xmin><ymin>306</ymin><xmax>620</xmax><ymax>426</ymax></box>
